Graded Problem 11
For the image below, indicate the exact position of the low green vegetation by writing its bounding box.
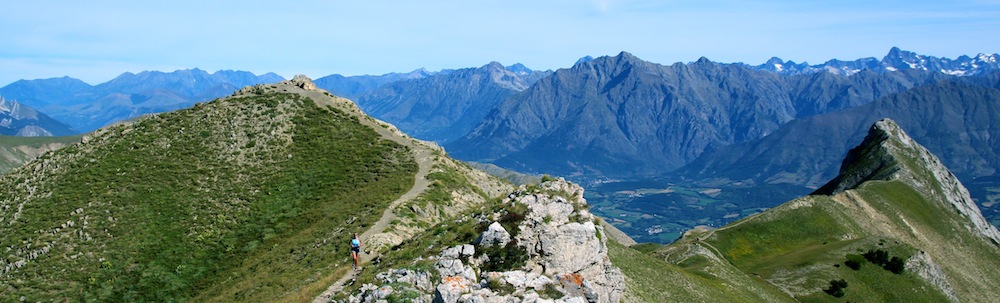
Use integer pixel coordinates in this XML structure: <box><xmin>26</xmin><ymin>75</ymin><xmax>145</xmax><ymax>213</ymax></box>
<box><xmin>794</xmin><ymin>255</ymin><xmax>952</xmax><ymax>303</ymax></box>
<box><xmin>0</xmin><ymin>92</ymin><xmax>417</xmax><ymax>302</ymax></box>
<box><xmin>862</xmin><ymin>248</ymin><xmax>905</xmax><ymax>274</ymax></box>
<box><xmin>606</xmin><ymin>239</ymin><xmax>794</xmax><ymax>303</ymax></box>
<box><xmin>396</xmin><ymin>162</ymin><xmax>489</xmax><ymax>224</ymax></box>
<box><xmin>823</xmin><ymin>279</ymin><xmax>848</xmax><ymax>298</ymax></box>
<box><xmin>478</xmin><ymin>242</ymin><xmax>528</xmax><ymax>272</ymax></box>
<box><xmin>343</xmin><ymin>200</ymin><xmax>495</xmax><ymax>297</ymax></box>
<box><xmin>707</xmin><ymin>199</ymin><xmax>854</xmax><ymax>271</ymax></box>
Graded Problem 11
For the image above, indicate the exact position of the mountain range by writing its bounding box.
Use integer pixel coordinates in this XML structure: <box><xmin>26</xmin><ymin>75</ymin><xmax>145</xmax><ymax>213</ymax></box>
<box><xmin>1</xmin><ymin>53</ymin><xmax>1000</xmax><ymax>303</ymax></box>
<box><xmin>0</xmin><ymin>96</ymin><xmax>75</xmax><ymax>136</ymax></box>
<box><xmin>349</xmin><ymin>62</ymin><xmax>551</xmax><ymax>143</ymax></box>
<box><xmin>313</xmin><ymin>68</ymin><xmax>435</xmax><ymax>101</ymax></box>
<box><xmin>0</xmin><ymin>69</ymin><xmax>283</xmax><ymax>132</ymax></box>
<box><xmin>753</xmin><ymin>46</ymin><xmax>1000</xmax><ymax>77</ymax></box>
<box><xmin>445</xmin><ymin>51</ymin><xmax>956</xmax><ymax>179</ymax></box>
<box><xmin>3</xmin><ymin>47</ymin><xmax>999</xmax><ymax>238</ymax></box>
<box><xmin>678</xmin><ymin>72</ymin><xmax>1000</xmax><ymax>187</ymax></box>
<box><xmin>4</xmin><ymin>75</ymin><xmax>999</xmax><ymax>302</ymax></box>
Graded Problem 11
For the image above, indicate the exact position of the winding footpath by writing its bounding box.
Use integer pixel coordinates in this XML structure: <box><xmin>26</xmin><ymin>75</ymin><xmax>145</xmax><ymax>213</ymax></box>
<box><xmin>308</xmin><ymin>90</ymin><xmax>437</xmax><ymax>303</ymax></box>
<box><xmin>692</xmin><ymin>211</ymin><xmax>802</xmax><ymax>302</ymax></box>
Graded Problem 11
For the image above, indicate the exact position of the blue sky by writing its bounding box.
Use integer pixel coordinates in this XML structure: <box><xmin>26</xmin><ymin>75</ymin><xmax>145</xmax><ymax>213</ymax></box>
<box><xmin>2</xmin><ymin>0</ymin><xmax>999</xmax><ymax>85</ymax></box>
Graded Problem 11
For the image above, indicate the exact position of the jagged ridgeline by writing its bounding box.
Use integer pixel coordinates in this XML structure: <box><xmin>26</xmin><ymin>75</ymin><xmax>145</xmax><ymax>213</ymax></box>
<box><xmin>618</xmin><ymin>119</ymin><xmax>1000</xmax><ymax>302</ymax></box>
<box><xmin>0</xmin><ymin>77</ymin><xmax>429</xmax><ymax>301</ymax></box>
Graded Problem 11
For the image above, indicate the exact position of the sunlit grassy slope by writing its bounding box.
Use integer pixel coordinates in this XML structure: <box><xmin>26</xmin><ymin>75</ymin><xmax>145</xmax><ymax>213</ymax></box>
<box><xmin>611</xmin><ymin>119</ymin><xmax>1000</xmax><ymax>303</ymax></box>
<box><xmin>0</xmin><ymin>89</ymin><xmax>417</xmax><ymax>302</ymax></box>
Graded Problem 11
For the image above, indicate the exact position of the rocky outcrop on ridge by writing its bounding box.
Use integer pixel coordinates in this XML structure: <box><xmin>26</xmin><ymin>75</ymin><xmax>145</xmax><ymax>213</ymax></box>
<box><xmin>344</xmin><ymin>179</ymin><xmax>625</xmax><ymax>303</ymax></box>
<box><xmin>817</xmin><ymin>118</ymin><xmax>1000</xmax><ymax>244</ymax></box>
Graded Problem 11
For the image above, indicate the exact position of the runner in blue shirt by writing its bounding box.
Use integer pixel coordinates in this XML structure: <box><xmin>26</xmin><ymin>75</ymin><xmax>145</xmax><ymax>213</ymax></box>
<box><xmin>350</xmin><ymin>232</ymin><xmax>363</xmax><ymax>270</ymax></box>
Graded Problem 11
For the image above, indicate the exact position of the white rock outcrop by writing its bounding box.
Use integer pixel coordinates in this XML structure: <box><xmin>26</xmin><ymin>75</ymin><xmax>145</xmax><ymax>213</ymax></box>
<box><xmin>345</xmin><ymin>179</ymin><xmax>625</xmax><ymax>303</ymax></box>
<box><xmin>477</xmin><ymin>222</ymin><xmax>512</xmax><ymax>247</ymax></box>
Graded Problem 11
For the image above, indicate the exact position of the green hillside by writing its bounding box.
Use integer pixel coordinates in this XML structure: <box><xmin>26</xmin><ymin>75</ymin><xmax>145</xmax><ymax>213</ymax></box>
<box><xmin>0</xmin><ymin>79</ymin><xmax>424</xmax><ymax>302</ymax></box>
<box><xmin>610</xmin><ymin>119</ymin><xmax>1000</xmax><ymax>303</ymax></box>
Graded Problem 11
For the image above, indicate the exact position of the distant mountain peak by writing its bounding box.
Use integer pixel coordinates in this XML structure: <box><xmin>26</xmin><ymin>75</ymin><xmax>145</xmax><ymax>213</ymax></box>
<box><xmin>506</xmin><ymin>63</ymin><xmax>534</xmax><ymax>76</ymax></box>
<box><xmin>483</xmin><ymin>61</ymin><xmax>505</xmax><ymax>69</ymax></box>
<box><xmin>575</xmin><ymin>55</ymin><xmax>594</xmax><ymax>65</ymax></box>
<box><xmin>817</xmin><ymin>118</ymin><xmax>1000</xmax><ymax>244</ymax></box>
<box><xmin>616</xmin><ymin>51</ymin><xmax>636</xmax><ymax>59</ymax></box>
<box><xmin>887</xmin><ymin>46</ymin><xmax>903</xmax><ymax>56</ymax></box>
<box><xmin>752</xmin><ymin>48</ymin><xmax>999</xmax><ymax>76</ymax></box>
<box><xmin>976</xmin><ymin>52</ymin><xmax>999</xmax><ymax>63</ymax></box>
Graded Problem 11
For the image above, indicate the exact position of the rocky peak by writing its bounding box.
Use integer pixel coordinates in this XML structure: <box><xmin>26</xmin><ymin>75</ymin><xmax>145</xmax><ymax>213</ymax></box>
<box><xmin>483</xmin><ymin>61</ymin><xmax>505</xmax><ymax>70</ymax></box>
<box><xmin>233</xmin><ymin>74</ymin><xmax>322</xmax><ymax>97</ymax></box>
<box><xmin>289</xmin><ymin>74</ymin><xmax>317</xmax><ymax>91</ymax></box>
<box><xmin>816</xmin><ymin>118</ymin><xmax>1000</xmax><ymax>244</ymax></box>
<box><xmin>575</xmin><ymin>56</ymin><xmax>595</xmax><ymax>66</ymax></box>
<box><xmin>615</xmin><ymin>51</ymin><xmax>638</xmax><ymax>62</ymax></box>
<box><xmin>506</xmin><ymin>63</ymin><xmax>534</xmax><ymax>76</ymax></box>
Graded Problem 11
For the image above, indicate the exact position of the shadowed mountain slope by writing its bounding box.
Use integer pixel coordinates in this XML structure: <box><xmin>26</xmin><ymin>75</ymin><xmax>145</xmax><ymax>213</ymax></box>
<box><xmin>448</xmin><ymin>52</ymin><xmax>947</xmax><ymax>179</ymax></box>
<box><xmin>678</xmin><ymin>72</ymin><xmax>1000</xmax><ymax>189</ymax></box>
<box><xmin>354</xmin><ymin>62</ymin><xmax>550</xmax><ymax>143</ymax></box>
<box><xmin>313</xmin><ymin>68</ymin><xmax>435</xmax><ymax>101</ymax></box>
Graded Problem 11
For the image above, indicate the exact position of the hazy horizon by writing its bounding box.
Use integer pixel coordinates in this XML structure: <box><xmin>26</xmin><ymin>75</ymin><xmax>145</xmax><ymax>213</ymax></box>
<box><xmin>2</xmin><ymin>0</ymin><xmax>999</xmax><ymax>85</ymax></box>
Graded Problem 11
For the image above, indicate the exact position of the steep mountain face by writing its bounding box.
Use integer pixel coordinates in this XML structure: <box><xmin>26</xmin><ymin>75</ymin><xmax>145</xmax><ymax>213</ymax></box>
<box><xmin>313</xmin><ymin>68</ymin><xmax>435</xmax><ymax>101</ymax></box>
<box><xmin>448</xmin><ymin>52</ymin><xmax>943</xmax><ymax>179</ymax></box>
<box><xmin>616</xmin><ymin>119</ymin><xmax>1000</xmax><ymax>302</ymax></box>
<box><xmin>357</xmin><ymin>62</ymin><xmax>551</xmax><ymax>143</ymax></box>
<box><xmin>0</xmin><ymin>97</ymin><xmax>76</xmax><ymax>136</ymax></box>
<box><xmin>755</xmin><ymin>47</ymin><xmax>1000</xmax><ymax>76</ymax></box>
<box><xmin>679</xmin><ymin>73</ymin><xmax>1000</xmax><ymax>189</ymax></box>
<box><xmin>0</xmin><ymin>69</ymin><xmax>284</xmax><ymax>132</ymax></box>
<box><xmin>448</xmin><ymin>53</ymin><xmax>794</xmax><ymax>178</ymax></box>
<box><xmin>0</xmin><ymin>77</ymin><xmax>511</xmax><ymax>302</ymax></box>
<box><xmin>786</xmin><ymin>68</ymin><xmax>953</xmax><ymax>117</ymax></box>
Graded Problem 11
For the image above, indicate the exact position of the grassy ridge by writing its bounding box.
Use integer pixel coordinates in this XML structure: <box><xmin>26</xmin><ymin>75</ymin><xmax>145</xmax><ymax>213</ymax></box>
<box><xmin>0</xmin><ymin>92</ymin><xmax>417</xmax><ymax>302</ymax></box>
<box><xmin>708</xmin><ymin>198</ymin><xmax>857</xmax><ymax>271</ymax></box>
<box><xmin>606</xmin><ymin>239</ymin><xmax>794</xmax><ymax>303</ymax></box>
<box><xmin>694</xmin><ymin>179</ymin><xmax>994</xmax><ymax>302</ymax></box>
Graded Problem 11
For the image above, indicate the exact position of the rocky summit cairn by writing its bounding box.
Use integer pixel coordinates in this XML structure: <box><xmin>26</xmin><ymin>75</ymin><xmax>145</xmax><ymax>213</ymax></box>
<box><xmin>290</xmin><ymin>74</ymin><xmax>317</xmax><ymax>91</ymax></box>
<box><xmin>233</xmin><ymin>74</ymin><xmax>319</xmax><ymax>96</ymax></box>
<box><xmin>345</xmin><ymin>178</ymin><xmax>626</xmax><ymax>303</ymax></box>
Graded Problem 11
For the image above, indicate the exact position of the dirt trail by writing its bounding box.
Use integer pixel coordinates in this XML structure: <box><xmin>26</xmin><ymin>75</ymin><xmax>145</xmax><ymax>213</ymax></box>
<box><xmin>308</xmin><ymin>91</ymin><xmax>437</xmax><ymax>302</ymax></box>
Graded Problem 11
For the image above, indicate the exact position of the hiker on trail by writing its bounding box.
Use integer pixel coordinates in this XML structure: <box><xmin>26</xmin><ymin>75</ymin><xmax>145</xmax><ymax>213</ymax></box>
<box><xmin>351</xmin><ymin>232</ymin><xmax>363</xmax><ymax>270</ymax></box>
